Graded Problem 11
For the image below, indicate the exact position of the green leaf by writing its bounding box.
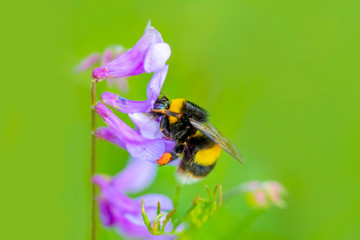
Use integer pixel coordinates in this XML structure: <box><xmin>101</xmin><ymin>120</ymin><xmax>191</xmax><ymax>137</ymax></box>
<box><xmin>153</xmin><ymin>213</ymin><xmax>166</xmax><ymax>234</ymax></box>
<box><xmin>157</xmin><ymin>201</ymin><xmax>161</xmax><ymax>215</ymax></box>
<box><xmin>141</xmin><ymin>199</ymin><xmax>153</xmax><ymax>234</ymax></box>
<box><xmin>205</xmin><ymin>184</ymin><xmax>213</xmax><ymax>199</ymax></box>
<box><xmin>212</xmin><ymin>184</ymin><xmax>219</xmax><ymax>200</ymax></box>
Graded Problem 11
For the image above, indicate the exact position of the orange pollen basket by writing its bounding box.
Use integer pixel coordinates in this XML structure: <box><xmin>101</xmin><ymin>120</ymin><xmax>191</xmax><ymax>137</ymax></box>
<box><xmin>157</xmin><ymin>153</ymin><xmax>172</xmax><ymax>165</ymax></box>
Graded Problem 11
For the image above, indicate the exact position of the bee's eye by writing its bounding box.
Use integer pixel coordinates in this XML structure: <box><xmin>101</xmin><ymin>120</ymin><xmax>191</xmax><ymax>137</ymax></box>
<box><xmin>154</xmin><ymin>103</ymin><xmax>165</xmax><ymax>110</ymax></box>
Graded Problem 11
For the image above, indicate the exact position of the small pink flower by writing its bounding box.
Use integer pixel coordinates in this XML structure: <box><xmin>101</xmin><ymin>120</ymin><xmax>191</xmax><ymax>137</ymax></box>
<box><xmin>75</xmin><ymin>52</ymin><xmax>101</xmax><ymax>72</ymax></box>
<box><xmin>241</xmin><ymin>181</ymin><xmax>286</xmax><ymax>209</ymax></box>
<box><xmin>75</xmin><ymin>45</ymin><xmax>130</xmax><ymax>92</ymax></box>
<box><xmin>263</xmin><ymin>181</ymin><xmax>287</xmax><ymax>208</ymax></box>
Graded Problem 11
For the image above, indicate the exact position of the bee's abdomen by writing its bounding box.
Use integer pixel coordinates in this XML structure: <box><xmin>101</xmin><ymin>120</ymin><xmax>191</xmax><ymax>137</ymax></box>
<box><xmin>194</xmin><ymin>144</ymin><xmax>221</xmax><ymax>166</ymax></box>
<box><xmin>176</xmin><ymin>161</ymin><xmax>216</xmax><ymax>184</ymax></box>
<box><xmin>176</xmin><ymin>135</ymin><xmax>220</xmax><ymax>184</ymax></box>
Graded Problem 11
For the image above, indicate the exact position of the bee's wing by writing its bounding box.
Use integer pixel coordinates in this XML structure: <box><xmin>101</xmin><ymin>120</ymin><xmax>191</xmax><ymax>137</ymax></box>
<box><xmin>189</xmin><ymin>119</ymin><xmax>244</xmax><ymax>163</ymax></box>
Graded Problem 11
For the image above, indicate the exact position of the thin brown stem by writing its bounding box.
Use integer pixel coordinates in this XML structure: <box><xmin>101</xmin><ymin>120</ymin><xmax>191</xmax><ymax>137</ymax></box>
<box><xmin>90</xmin><ymin>79</ymin><xmax>97</xmax><ymax>240</ymax></box>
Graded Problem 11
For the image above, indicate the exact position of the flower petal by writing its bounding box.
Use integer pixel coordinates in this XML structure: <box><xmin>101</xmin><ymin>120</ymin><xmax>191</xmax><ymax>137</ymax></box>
<box><xmin>101</xmin><ymin>92</ymin><xmax>151</xmax><ymax>113</ymax></box>
<box><xmin>124</xmin><ymin>209</ymin><xmax>157</xmax><ymax>226</ymax></box>
<box><xmin>144</xmin><ymin>43</ymin><xmax>171</xmax><ymax>73</ymax></box>
<box><xmin>113</xmin><ymin>158</ymin><xmax>158</xmax><ymax>194</ymax></box>
<box><xmin>139</xmin><ymin>193</ymin><xmax>174</xmax><ymax>211</ymax></box>
<box><xmin>95</xmin><ymin>103</ymin><xmax>165</xmax><ymax>161</ymax></box>
<box><xmin>97</xmin><ymin>198</ymin><xmax>116</xmax><ymax>227</ymax></box>
<box><xmin>146</xmin><ymin>65</ymin><xmax>168</xmax><ymax>107</ymax></box>
<box><xmin>93</xmin><ymin>175</ymin><xmax>138</xmax><ymax>212</ymax></box>
<box><xmin>95</xmin><ymin>127</ymin><xmax>125</xmax><ymax>148</ymax></box>
<box><xmin>163</xmin><ymin>139</ymin><xmax>176</xmax><ymax>152</ymax></box>
<box><xmin>129</xmin><ymin>113</ymin><xmax>163</xmax><ymax>139</ymax></box>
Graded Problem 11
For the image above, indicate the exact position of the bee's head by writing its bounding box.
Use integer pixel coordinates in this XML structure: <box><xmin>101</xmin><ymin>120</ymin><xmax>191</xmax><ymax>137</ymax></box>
<box><xmin>154</xmin><ymin>96</ymin><xmax>170</xmax><ymax>110</ymax></box>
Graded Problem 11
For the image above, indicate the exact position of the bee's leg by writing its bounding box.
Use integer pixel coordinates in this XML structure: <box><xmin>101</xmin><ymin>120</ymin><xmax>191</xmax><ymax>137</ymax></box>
<box><xmin>157</xmin><ymin>142</ymin><xmax>185</xmax><ymax>165</ymax></box>
<box><xmin>160</xmin><ymin>116</ymin><xmax>170</xmax><ymax>139</ymax></box>
<box><xmin>173</xmin><ymin>142</ymin><xmax>186</xmax><ymax>158</ymax></box>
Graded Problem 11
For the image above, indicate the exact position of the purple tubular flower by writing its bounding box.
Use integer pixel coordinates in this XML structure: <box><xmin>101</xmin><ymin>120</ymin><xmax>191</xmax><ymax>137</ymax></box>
<box><xmin>95</xmin><ymin>126</ymin><xmax>125</xmax><ymax>148</ymax></box>
<box><xmin>112</xmin><ymin>158</ymin><xmax>158</xmax><ymax>193</ymax></box>
<box><xmin>95</xmin><ymin>103</ymin><xmax>166</xmax><ymax>161</ymax></box>
<box><xmin>96</xmin><ymin>66</ymin><xmax>178</xmax><ymax>164</ymax></box>
<box><xmin>75</xmin><ymin>52</ymin><xmax>101</xmax><ymax>72</ymax></box>
<box><xmin>92</xmin><ymin>21</ymin><xmax>171</xmax><ymax>80</ymax></box>
<box><xmin>101</xmin><ymin>65</ymin><xmax>168</xmax><ymax>114</ymax></box>
<box><xmin>93</xmin><ymin>173</ymin><xmax>177</xmax><ymax>240</ymax></box>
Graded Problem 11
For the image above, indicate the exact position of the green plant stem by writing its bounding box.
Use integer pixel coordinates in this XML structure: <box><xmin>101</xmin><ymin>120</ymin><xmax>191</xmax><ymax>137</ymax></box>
<box><xmin>90</xmin><ymin>79</ymin><xmax>97</xmax><ymax>240</ymax></box>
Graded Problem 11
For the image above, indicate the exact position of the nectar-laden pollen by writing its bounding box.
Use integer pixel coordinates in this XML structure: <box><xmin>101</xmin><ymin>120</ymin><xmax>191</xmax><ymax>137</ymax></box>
<box><xmin>157</xmin><ymin>152</ymin><xmax>172</xmax><ymax>165</ymax></box>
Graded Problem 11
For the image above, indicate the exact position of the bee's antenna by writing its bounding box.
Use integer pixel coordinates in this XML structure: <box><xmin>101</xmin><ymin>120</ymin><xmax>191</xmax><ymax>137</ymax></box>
<box><xmin>160</xmin><ymin>91</ymin><xmax>168</xmax><ymax>98</ymax></box>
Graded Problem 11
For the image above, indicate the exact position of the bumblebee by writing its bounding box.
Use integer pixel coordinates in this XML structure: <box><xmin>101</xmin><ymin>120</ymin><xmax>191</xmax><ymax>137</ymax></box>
<box><xmin>151</xmin><ymin>96</ymin><xmax>243</xmax><ymax>184</ymax></box>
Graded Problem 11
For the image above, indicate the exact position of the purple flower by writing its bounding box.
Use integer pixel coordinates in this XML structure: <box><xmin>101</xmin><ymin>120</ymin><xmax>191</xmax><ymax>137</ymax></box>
<box><xmin>93</xmin><ymin>160</ymin><xmax>178</xmax><ymax>240</ymax></box>
<box><xmin>95</xmin><ymin>65</ymin><xmax>177</xmax><ymax>163</ymax></box>
<box><xmin>95</xmin><ymin>103</ymin><xmax>173</xmax><ymax>162</ymax></box>
<box><xmin>92</xmin><ymin>21</ymin><xmax>171</xmax><ymax>80</ymax></box>
<box><xmin>111</xmin><ymin>157</ymin><xmax>158</xmax><ymax>193</ymax></box>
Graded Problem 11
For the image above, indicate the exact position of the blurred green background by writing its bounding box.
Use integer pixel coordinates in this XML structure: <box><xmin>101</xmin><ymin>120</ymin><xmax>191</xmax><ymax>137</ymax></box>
<box><xmin>1</xmin><ymin>0</ymin><xmax>360</xmax><ymax>239</ymax></box>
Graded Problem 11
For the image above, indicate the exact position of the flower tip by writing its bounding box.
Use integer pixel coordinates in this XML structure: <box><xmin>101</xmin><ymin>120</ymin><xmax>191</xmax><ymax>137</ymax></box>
<box><xmin>145</xmin><ymin>20</ymin><xmax>152</xmax><ymax>30</ymax></box>
<box><xmin>92</xmin><ymin>66</ymin><xmax>108</xmax><ymax>80</ymax></box>
<box><xmin>101</xmin><ymin>91</ymin><xmax>118</xmax><ymax>101</ymax></box>
<box><xmin>95</xmin><ymin>103</ymin><xmax>111</xmax><ymax>118</ymax></box>
<box><xmin>92</xmin><ymin>174</ymin><xmax>111</xmax><ymax>188</ymax></box>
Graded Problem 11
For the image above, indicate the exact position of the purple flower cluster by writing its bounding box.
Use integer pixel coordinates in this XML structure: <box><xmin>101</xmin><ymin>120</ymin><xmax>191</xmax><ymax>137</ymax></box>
<box><xmin>91</xmin><ymin>21</ymin><xmax>178</xmax><ymax>239</ymax></box>
<box><xmin>93</xmin><ymin>21</ymin><xmax>174</xmax><ymax>163</ymax></box>
<box><xmin>93</xmin><ymin>158</ymin><xmax>178</xmax><ymax>240</ymax></box>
